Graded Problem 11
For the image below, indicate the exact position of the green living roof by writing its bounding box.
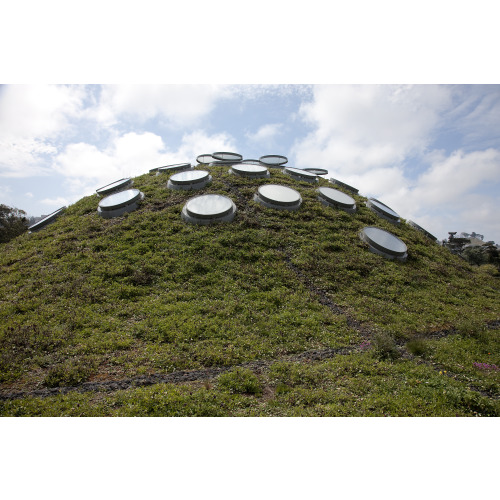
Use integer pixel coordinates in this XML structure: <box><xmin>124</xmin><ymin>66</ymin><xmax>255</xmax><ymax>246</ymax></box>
<box><xmin>1</xmin><ymin>165</ymin><xmax>499</xmax><ymax>416</ymax></box>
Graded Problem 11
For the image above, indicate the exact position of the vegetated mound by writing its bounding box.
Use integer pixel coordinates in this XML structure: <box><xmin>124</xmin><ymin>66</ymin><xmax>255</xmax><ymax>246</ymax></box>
<box><xmin>1</xmin><ymin>165</ymin><xmax>499</xmax><ymax>416</ymax></box>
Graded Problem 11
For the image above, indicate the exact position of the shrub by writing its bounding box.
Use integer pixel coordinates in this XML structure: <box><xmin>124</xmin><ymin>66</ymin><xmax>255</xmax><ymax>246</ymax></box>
<box><xmin>406</xmin><ymin>338</ymin><xmax>429</xmax><ymax>357</ymax></box>
<box><xmin>456</xmin><ymin>319</ymin><xmax>488</xmax><ymax>340</ymax></box>
<box><xmin>372</xmin><ymin>332</ymin><xmax>401</xmax><ymax>361</ymax></box>
<box><xmin>217</xmin><ymin>367</ymin><xmax>262</xmax><ymax>395</ymax></box>
<box><xmin>43</xmin><ymin>360</ymin><xmax>96</xmax><ymax>387</ymax></box>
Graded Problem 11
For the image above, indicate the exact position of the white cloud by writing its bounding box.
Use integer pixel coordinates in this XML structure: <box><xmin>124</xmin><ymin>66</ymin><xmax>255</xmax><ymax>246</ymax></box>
<box><xmin>0</xmin><ymin>139</ymin><xmax>57</xmax><ymax>177</ymax></box>
<box><xmin>170</xmin><ymin>130</ymin><xmax>236</xmax><ymax>162</ymax></box>
<box><xmin>246</xmin><ymin>123</ymin><xmax>282</xmax><ymax>146</ymax></box>
<box><xmin>52</xmin><ymin>129</ymin><xmax>236</xmax><ymax>199</ymax></box>
<box><xmin>0</xmin><ymin>85</ymin><xmax>86</xmax><ymax>139</ymax></box>
<box><xmin>0</xmin><ymin>85</ymin><xmax>86</xmax><ymax>178</ymax></box>
<box><xmin>91</xmin><ymin>85</ymin><xmax>231</xmax><ymax>128</ymax></box>
<box><xmin>40</xmin><ymin>196</ymin><xmax>70</xmax><ymax>208</ymax></box>
<box><xmin>292</xmin><ymin>84</ymin><xmax>452</xmax><ymax>173</ymax></box>
<box><xmin>410</xmin><ymin>149</ymin><xmax>500</xmax><ymax>206</ymax></box>
<box><xmin>352</xmin><ymin>148</ymin><xmax>500</xmax><ymax>242</ymax></box>
<box><xmin>53</xmin><ymin>131</ymin><xmax>170</xmax><ymax>196</ymax></box>
<box><xmin>25</xmin><ymin>192</ymin><xmax>33</xmax><ymax>198</ymax></box>
<box><xmin>290</xmin><ymin>84</ymin><xmax>500</xmax><ymax>241</ymax></box>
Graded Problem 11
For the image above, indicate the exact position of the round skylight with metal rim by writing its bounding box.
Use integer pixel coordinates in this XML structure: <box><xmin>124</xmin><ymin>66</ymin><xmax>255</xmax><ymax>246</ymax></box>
<box><xmin>407</xmin><ymin>220</ymin><xmax>438</xmax><ymax>242</ymax></box>
<box><xmin>240</xmin><ymin>159</ymin><xmax>263</xmax><ymax>165</ymax></box>
<box><xmin>182</xmin><ymin>194</ymin><xmax>237</xmax><ymax>224</ymax></box>
<box><xmin>329</xmin><ymin>178</ymin><xmax>359</xmax><ymax>194</ymax></box>
<box><xmin>196</xmin><ymin>154</ymin><xmax>216</xmax><ymax>164</ymax></box>
<box><xmin>366</xmin><ymin>198</ymin><xmax>400</xmax><ymax>224</ymax></box>
<box><xmin>96</xmin><ymin>178</ymin><xmax>133</xmax><ymax>196</ymax></box>
<box><xmin>304</xmin><ymin>168</ymin><xmax>328</xmax><ymax>176</ymax></box>
<box><xmin>28</xmin><ymin>207</ymin><xmax>66</xmax><ymax>233</ymax></box>
<box><xmin>317</xmin><ymin>187</ymin><xmax>356</xmax><ymax>213</ymax></box>
<box><xmin>254</xmin><ymin>184</ymin><xmax>302</xmax><ymax>210</ymax></box>
<box><xmin>230</xmin><ymin>164</ymin><xmax>270</xmax><ymax>178</ymax></box>
<box><xmin>97</xmin><ymin>188</ymin><xmax>144</xmax><ymax>219</ymax></box>
<box><xmin>167</xmin><ymin>170</ymin><xmax>211</xmax><ymax>191</ymax></box>
<box><xmin>259</xmin><ymin>155</ymin><xmax>288</xmax><ymax>167</ymax></box>
<box><xmin>360</xmin><ymin>226</ymin><xmax>408</xmax><ymax>261</ymax></box>
<box><xmin>157</xmin><ymin>163</ymin><xmax>193</xmax><ymax>175</ymax></box>
<box><xmin>283</xmin><ymin>167</ymin><xmax>319</xmax><ymax>184</ymax></box>
<box><xmin>208</xmin><ymin>160</ymin><xmax>241</xmax><ymax>167</ymax></box>
<box><xmin>212</xmin><ymin>152</ymin><xmax>243</xmax><ymax>162</ymax></box>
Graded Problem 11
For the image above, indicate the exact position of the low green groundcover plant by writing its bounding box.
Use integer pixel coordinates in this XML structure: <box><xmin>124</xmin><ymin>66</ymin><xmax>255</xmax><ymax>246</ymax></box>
<box><xmin>1</xmin><ymin>166</ymin><xmax>499</xmax><ymax>416</ymax></box>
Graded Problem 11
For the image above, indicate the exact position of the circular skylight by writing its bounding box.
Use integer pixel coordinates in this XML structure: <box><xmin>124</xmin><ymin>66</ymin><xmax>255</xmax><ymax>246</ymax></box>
<box><xmin>182</xmin><ymin>194</ymin><xmax>237</xmax><ymax>224</ymax></box>
<box><xmin>167</xmin><ymin>170</ymin><xmax>211</xmax><ymax>190</ymax></box>
<box><xmin>408</xmin><ymin>220</ymin><xmax>438</xmax><ymax>242</ymax></box>
<box><xmin>360</xmin><ymin>226</ymin><xmax>408</xmax><ymax>261</ymax></box>
<box><xmin>284</xmin><ymin>167</ymin><xmax>319</xmax><ymax>183</ymax></box>
<box><xmin>196</xmin><ymin>154</ymin><xmax>215</xmax><ymax>164</ymax></box>
<box><xmin>304</xmin><ymin>168</ymin><xmax>328</xmax><ymax>176</ymax></box>
<box><xmin>96</xmin><ymin>178</ymin><xmax>133</xmax><ymax>196</ymax></box>
<box><xmin>212</xmin><ymin>152</ymin><xmax>243</xmax><ymax>162</ymax></box>
<box><xmin>317</xmin><ymin>187</ymin><xmax>356</xmax><ymax>213</ymax></box>
<box><xmin>259</xmin><ymin>155</ymin><xmax>288</xmax><ymax>166</ymax></box>
<box><xmin>157</xmin><ymin>163</ymin><xmax>192</xmax><ymax>175</ymax></box>
<box><xmin>366</xmin><ymin>198</ymin><xmax>400</xmax><ymax>224</ymax></box>
<box><xmin>98</xmin><ymin>188</ymin><xmax>144</xmax><ymax>219</ymax></box>
<box><xmin>254</xmin><ymin>184</ymin><xmax>302</xmax><ymax>210</ymax></box>
<box><xmin>28</xmin><ymin>207</ymin><xmax>66</xmax><ymax>233</ymax></box>
<box><xmin>241</xmin><ymin>159</ymin><xmax>263</xmax><ymax>165</ymax></box>
<box><xmin>208</xmin><ymin>160</ymin><xmax>241</xmax><ymax>166</ymax></box>
<box><xmin>329</xmin><ymin>178</ymin><xmax>359</xmax><ymax>194</ymax></box>
<box><xmin>230</xmin><ymin>164</ymin><xmax>270</xmax><ymax>178</ymax></box>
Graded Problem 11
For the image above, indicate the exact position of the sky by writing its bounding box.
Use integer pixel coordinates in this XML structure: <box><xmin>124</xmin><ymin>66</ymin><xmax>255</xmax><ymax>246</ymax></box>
<box><xmin>1</xmin><ymin>83</ymin><xmax>499</xmax><ymax>243</ymax></box>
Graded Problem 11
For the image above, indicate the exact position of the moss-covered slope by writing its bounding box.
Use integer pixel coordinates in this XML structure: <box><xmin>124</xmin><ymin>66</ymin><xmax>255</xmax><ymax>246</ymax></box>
<box><xmin>1</xmin><ymin>166</ymin><xmax>499</xmax><ymax>416</ymax></box>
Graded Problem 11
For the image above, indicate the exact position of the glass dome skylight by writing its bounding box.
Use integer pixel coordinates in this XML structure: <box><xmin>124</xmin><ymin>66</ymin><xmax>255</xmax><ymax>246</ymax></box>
<box><xmin>329</xmin><ymin>178</ymin><xmax>359</xmax><ymax>194</ymax></box>
<box><xmin>304</xmin><ymin>168</ymin><xmax>328</xmax><ymax>176</ymax></box>
<box><xmin>157</xmin><ymin>163</ymin><xmax>192</xmax><ymax>175</ymax></box>
<box><xmin>317</xmin><ymin>187</ymin><xmax>356</xmax><ymax>213</ymax></box>
<box><xmin>408</xmin><ymin>220</ymin><xmax>438</xmax><ymax>242</ymax></box>
<box><xmin>366</xmin><ymin>198</ymin><xmax>400</xmax><ymax>224</ymax></box>
<box><xmin>360</xmin><ymin>226</ymin><xmax>408</xmax><ymax>261</ymax></box>
<box><xmin>230</xmin><ymin>164</ymin><xmax>270</xmax><ymax>178</ymax></box>
<box><xmin>181</xmin><ymin>194</ymin><xmax>237</xmax><ymax>224</ymax></box>
<box><xmin>97</xmin><ymin>189</ymin><xmax>144</xmax><ymax>219</ymax></box>
<box><xmin>167</xmin><ymin>170</ymin><xmax>211</xmax><ymax>191</ymax></box>
<box><xmin>254</xmin><ymin>184</ymin><xmax>302</xmax><ymax>210</ymax></box>
<box><xmin>28</xmin><ymin>207</ymin><xmax>66</xmax><ymax>233</ymax></box>
<box><xmin>212</xmin><ymin>152</ymin><xmax>243</xmax><ymax>162</ymax></box>
<box><xmin>259</xmin><ymin>155</ymin><xmax>288</xmax><ymax>167</ymax></box>
<box><xmin>284</xmin><ymin>167</ymin><xmax>319</xmax><ymax>184</ymax></box>
<box><xmin>196</xmin><ymin>154</ymin><xmax>215</xmax><ymax>164</ymax></box>
<box><xmin>96</xmin><ymin>178</ymin><xmax>133</xmax><ymax>196</ymax></box>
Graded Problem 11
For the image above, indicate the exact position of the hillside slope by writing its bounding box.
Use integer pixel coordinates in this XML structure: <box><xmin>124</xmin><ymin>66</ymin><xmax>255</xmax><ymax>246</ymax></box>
<box><xmin>1</xmin><ymin>165</ymin><xmax>499</xmax><ymax>416</ymax></box>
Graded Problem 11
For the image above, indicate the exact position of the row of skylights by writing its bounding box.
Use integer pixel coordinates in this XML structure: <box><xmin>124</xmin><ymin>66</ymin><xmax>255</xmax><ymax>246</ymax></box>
<box><xmin>27</xmin><ymin>151</ymin><xmax>437</xmax><ymax>262</ymax></box>
<box><xmin>196</xmin><ymin>152</ymin><xmax>289</xmax><ymax>168</ymax></box>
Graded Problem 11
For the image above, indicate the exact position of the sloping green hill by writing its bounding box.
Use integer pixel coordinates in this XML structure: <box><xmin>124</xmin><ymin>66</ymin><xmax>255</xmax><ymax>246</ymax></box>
<box><xmin>1</xmin><ymin>166</ymin><xmax>499</xmax><ymax>416</ymax></box>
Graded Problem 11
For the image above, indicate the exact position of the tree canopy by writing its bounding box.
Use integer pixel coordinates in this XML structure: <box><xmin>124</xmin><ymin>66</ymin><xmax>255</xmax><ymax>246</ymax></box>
<box><xmin>0</xmin><ymin>204</ymin><xmax>29</xmax><ymax>244</ymax></box>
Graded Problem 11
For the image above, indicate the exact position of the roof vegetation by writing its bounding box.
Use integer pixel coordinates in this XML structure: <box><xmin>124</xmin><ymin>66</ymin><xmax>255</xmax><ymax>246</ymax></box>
<box><xmin>1</xmin><ymin>166</ymin><xmax>499</xmax><ymax>416</ymax></box>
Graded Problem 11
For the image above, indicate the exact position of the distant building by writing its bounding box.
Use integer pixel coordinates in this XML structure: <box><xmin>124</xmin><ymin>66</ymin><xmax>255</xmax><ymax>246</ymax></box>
<box><xmin>460</xmin><ymin>231</ymin><xmax>484</xmax><ymax>241</ymax></box>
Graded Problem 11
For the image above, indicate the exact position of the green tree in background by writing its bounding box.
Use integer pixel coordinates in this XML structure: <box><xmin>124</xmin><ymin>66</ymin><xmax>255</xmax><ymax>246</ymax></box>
<box><xmin>0</xmin><ymin>204</ymin><xmax>29</xmax><ymax>244</ymax></box>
